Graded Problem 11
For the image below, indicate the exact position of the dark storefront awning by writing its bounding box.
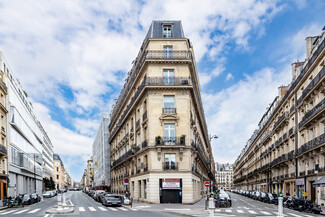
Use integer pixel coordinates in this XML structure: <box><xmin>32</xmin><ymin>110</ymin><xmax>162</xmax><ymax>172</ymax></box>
<box><xmin>313</xmin><ymin>176</ymin><xmax>325</xmax><ymax>187</ymax></box>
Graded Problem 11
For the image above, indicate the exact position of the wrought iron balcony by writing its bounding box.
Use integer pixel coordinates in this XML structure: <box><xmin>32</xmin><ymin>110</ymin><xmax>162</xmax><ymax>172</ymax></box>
<box><xmin>299</xmin><ymin>171</ymin><xmax>306</xmax><ymax>176</ymax></box>
<box><xmin>273</xmin><ymin>112</ymin><xmax>289</xmax><ymax>131</ymax></box>
<box><xmin>0</xmin><ymin>144</ymin><xmax>7</xmax><ymax>156</ymax></box>
<box><xmin>299</xmin><ymin>98</ymin><xmax>325</xmax><ymax>129</ymax></box>
<box><xmin>146</xmin><ymin>77</ymin><xmax>192</xmax><ymax>86</ymax></box>
<box><xmin>162</xmin><ymin>108</ymin><xmax>176</xmax><ymax>114</ymax></box>
<box><xmin>289</xmin><ymin>126</ymin><xmax>295</xmax><ymax>137</ymax></box>
<box><xmin>290</xmin><ymin>172</ymin><xmax>295</xmax><ymax>177</ymax></box>
<box><xmin>136</xmin><ymin>119</ymin><xmax>140</xmax><ymax>130</ymax></box>
<box><xmin>308</xmin><ymin>169</ymin><xmax>315</xmax><ymax>175</ymax></box>
<box><xmin>143</xmin><ymin>165</ymin><xmax>148</xmax><ymax>172</ymax></box>
<box><xmin>162</xmin><ymin>162</ymin><xmax>178</xmax><ymax>171</ymax></box>
<box><xmin>145</xmin><ymin>50</ymin><xmax>191</xmax><ymax>60</ymax></box>
<box><xmin>297</xmin><ymin>132</ymin><xmax>325</xmax><ymax>156</ymax></box>
<box><xmin>155</xmin><ymin>136</ymin><xmax>185</xmax><ymax>146</ymax></box>
<box><xmin>288</xmin><ymin>150</ymin><xmax>295</xmax><ymax>160</ymax></box>
<box><xmin>136</xmin><ymin>168</ymin><xmax>141</xmax><ymax>174</ymax></box>
<box><xmin>290</xmin><ymin>106</ymin><xmax>295</xmax><ymax>114</ymax></box>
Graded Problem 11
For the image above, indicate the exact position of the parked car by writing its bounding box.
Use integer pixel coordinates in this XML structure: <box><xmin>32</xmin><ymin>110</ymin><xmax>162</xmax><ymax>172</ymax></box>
<box><xmin>215</xmin><ymin>193</ymin><xmax>232</xmax><ymax>207</ymax></box>
<box><xmin>102</xmin><ymin>194</ymin><xmax>122</xmax><ymax>207</ymax></box>
<box><xmin>31</xmin><ymin>193</ymin><xmax>41</xmax><ymax>203</ymax></box>
<box><xmin>254</xmin><ymin>191</ymin><xmax>260</xmax><ymax>200</ymax></box>
<box><xmin>259</xmin><ymin>192</ymin><xmax>267</xmax><ymax>202</ymax></box>
<box><xmin>265</xmin><ymin>193</ymin><xmax>277</xmax><ymax>204</ymax></box>
<box><xmin>42</xmin><ymin>191</ymin><xmax>54</xmax><ymax>198</ymax></box>
<box><xmin>22</xmin><ymin>194</ymin><xmax>33</xmax><ymax>205</ymax></box>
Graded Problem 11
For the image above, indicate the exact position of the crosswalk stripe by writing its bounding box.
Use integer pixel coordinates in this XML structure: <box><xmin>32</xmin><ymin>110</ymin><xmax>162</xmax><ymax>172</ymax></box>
<box><xmin>14</xmin><ymin>209</ymin><xmax>30</xmax><ymax>214</ymax></box>
<box><xmin>98</xmin><ymin>207</ymin><xmax>107</xmax><ymax>211</ymax></box>
<box><xmin>248</xmin><ymin>210</ymin><xmax>257</xmax><ymax>214</ymax></box>
<box><xmin>119</xmin><ymin>207</ymin><xmax>128</xmax><ymax>211</ymax></box>
<box><xmin>28</xmin><ymin>208</ymin><xmax>40</xmax><ymax>213</ymax></box>
<box><xmin>237</xmin><ymin>210</ymin><xmax>244</xmax><ymax>213</ymax></box>
<box><xmin>129</xmin><ymin>208</ymin><xmax>138</xmax><ymax>211</ymax></box>
<box><xmin>0</xmin><ymin>210</ymin><xmax>18</xmax><ymax>215</ymax></box>
<box><xmin>288</xmin><ymin>213</ymin><xmax>303</xmax><ymax>217</ymax></box>
<box><xmin>89</xmin><ymin>207</ymin><xmax>96</xmax><ymax>211</ymax></box>
<box><xmin>303</xmin><ymin>215</ymin><xmax>314</xmax><ymax>217</ymax></box>
<box><xmin>215</xmin><ymin>209</ymin><xmax>221</xmax><ymax>212</ymax></box>
<box><xmin>260</xmin><ymin>211</ymin><xmax>271</xmax><ymax>215</ymax></box>
<box><xmin>79</xmin><ymin>207</ymin><xmax>85</xmax><ymax>211</ymax></box>
<box><xmin>225</xmin><ymin>209</ymin><xmax>232</xmax><ymax>212</ymax></box>
<box><xmin>108</xmin><ymin>207</ymin><xmax>118</xmax><ymax>211</ymax></box>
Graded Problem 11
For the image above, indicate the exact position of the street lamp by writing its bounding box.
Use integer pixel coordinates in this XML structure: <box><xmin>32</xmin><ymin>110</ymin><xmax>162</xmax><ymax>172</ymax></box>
<box><xmin>209</xmin><ymin>135</ymin><xmax>218</xmax><ymax>194</ymax></box>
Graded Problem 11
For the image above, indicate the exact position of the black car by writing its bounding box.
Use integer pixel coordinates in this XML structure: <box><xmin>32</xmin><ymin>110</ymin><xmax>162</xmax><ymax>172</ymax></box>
<box><xmin>31</xmin><ymin>193</ymin><xmax>41</xmax><ymax>203</ymax></box>
<box><xmin>22</xmin><ymin>194</ymin><xmax>33</xmax><ymax>205</ymax></box>
<box><xmin>265</xmin><ymin>193</ymin><xmax>277</xmax><ymax>204</ymax></box>
<box><xmin>216</xmin><ymin>193</ymin><xmax>232</xmax><ymax>207</ymax></box>
<box><xmin>259</xmin><ymin>192</ymin><xmax>267</xmax><ymax>202</ymax></box>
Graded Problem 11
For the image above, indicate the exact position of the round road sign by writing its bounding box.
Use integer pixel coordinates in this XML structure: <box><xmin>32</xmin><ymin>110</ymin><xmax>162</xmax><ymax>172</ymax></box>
<box><xmin>204</xmin><ymin>181</ymin><xmax>210</xmax><ymax>188</ymax></box>
<box><xmin>124</xmin><ymin>178</ymin><xmax>129</xmax><ymax>184</ymax></box>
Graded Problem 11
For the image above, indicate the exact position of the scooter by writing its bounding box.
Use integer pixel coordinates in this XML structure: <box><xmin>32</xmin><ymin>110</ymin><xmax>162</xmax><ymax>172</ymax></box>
<box><xmin>303</xmin><ymin>200</ymin><xmax>322</xmax><ymax>214</ymax></box>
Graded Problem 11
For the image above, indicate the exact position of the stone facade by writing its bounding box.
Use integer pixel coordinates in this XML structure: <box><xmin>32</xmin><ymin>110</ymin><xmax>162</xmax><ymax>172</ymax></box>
<box><xmin>215</xmin><ymin>163</ymin><xmax>233</xmax><ymax>190</ymax></box>
<box><xmin>53</xmin><ymin>154</ymin><xmax>65</xmax><ymax>190</ymax></box>
<box><xmin>233</xmin><ymin>29</ymin><xmax>325</xmax><ymax>206</ymax></box>
<box><xmin>109</xmin><ymin>20</ymin><xmax>215</xmax><ymax>204</ymax></box>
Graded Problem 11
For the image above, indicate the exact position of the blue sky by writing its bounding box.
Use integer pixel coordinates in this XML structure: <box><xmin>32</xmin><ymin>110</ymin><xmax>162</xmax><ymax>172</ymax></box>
<box><xmin>0</xmin><ymin>0</ymin><xmax>324</xmax><ymax>181</ymax></box>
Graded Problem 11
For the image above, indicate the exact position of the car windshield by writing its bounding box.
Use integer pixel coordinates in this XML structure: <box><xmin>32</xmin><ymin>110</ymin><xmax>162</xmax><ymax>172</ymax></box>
<box><xmin>23</xmin><ymin>195</ymin><xmax>30</xmax><ymax>199</ymax></box>
<box><xmin>45</xmin><ymin>191</ymin><xmax>51</xmax><ymax>194</ymax></box>
<box><xmin>268</xmin><ymin>193</ymin><xmax>273</xmax><ymax>198</ymax></box>
<box><xmin>108</xmin><ymin>196</ymin><xmax>121</xmax><ymax>199</ymax></box>
<box><xmin>219</xmin><ymin>194</ymin><xmax>229</xmax><ymax>199</ymax></box>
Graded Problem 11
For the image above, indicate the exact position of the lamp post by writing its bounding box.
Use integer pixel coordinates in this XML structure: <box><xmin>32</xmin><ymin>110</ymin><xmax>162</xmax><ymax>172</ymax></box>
<box><xmin>209</xmin><ymin>135</ymin><xmax>218</xmax><ymax>194</ymax></box>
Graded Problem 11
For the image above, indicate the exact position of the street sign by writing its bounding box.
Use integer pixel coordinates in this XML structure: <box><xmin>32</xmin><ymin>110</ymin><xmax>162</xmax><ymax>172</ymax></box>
<box><xmin>124</xmin><ymin>178</ymin><xmax>129</xmax><ymax>185</ymax></box>
<box><xmin>303</xmin><ymin>192</ymin><xmax>308</xmax><ymax>197</ymax></box>
<box><xmin>204</xmin><ymin>181</ymin><xmax>210</xmax><ymax>188</ymax></box>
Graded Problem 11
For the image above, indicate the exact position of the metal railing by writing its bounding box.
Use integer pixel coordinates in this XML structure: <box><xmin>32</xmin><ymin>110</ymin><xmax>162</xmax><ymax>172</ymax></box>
<box><xmin>162</xmin><ymin>162</ymin><xmax>178</xmax><ymax>171</ymax></box>
<box><xmin>155</xmin><ymin>137</ymin><xmax>186</xmax><ymax>146</ymax></box>
<box><xmin>297</xmin><ymin>132</ymin><xmax>325</xmax><ymax>156</ymax></box>
<box><xmin>273</xmin><ymin>112</ymin><xmax>289</xmax><ymax>131</ymax></box>
<box><xmin>145</xmin><ymin>50</ymin><xmax>191</xmax><ymax>59</ymax></box>
<box><xmin>142</xmin><ymin>111</ymin><xmax>147</xmax><ymax>121</ymax></box>
<box><xmin>162</xmin><ymin>108</ymin><xmax>176</xmax><ymax>114</ymax></box>
<box><xmin>146</xmin><ymin>77</ymin><xmax>192</xmax><ymax>86</ymax></box>
<box><xmin>299</xmin><ymin>97</ymin><xmax>325</xmax><ymax>128</ymax></box>
<box><xmin>136</xmin><ymin>119</ymin><xmax>140</xmax><ymax>129</ymax></box>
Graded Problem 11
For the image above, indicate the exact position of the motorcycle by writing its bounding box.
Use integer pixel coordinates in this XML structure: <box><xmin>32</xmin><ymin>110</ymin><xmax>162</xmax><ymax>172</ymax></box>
<box><xmin>303</xmin><ymin>199</ymin><xmax>322</xmax><ymax>214</ymax></box>
<box><xmin>291</xmin><ymin>197</ymin><xmax>305</xmax><ymax>212</ymax></box>
<box><xmin>7</xmin><ymin>196</ymin><xmax>24</xmax><ymax>208</ymax></box>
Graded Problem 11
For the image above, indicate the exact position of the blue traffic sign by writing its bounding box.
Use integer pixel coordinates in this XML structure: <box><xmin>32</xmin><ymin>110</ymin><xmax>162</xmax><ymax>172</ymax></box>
<box><xmin>124</xmin><ymin>178</ymin><xmax>129</xmax><ymax>183</ymax></box>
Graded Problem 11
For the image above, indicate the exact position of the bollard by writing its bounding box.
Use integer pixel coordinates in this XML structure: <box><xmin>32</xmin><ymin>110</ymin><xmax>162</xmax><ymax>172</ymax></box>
<box><xmin>62</xmin><ymin>193</ymin><xmax>66</xmax><ymax>206</ymax></box>
<box><xmin>278</xmin><ymin>197</ymin><xmax>283</xmax><ymax>217</ymax></box>
<box><xmin>208</xmin><ymin>197</ymin><xmax>215</xmax><ymax>217</ymax></box>
<box><xmin>57</xmin><ymin>193</ymin><xmax>62</xmax><ymax>210</ymax></box>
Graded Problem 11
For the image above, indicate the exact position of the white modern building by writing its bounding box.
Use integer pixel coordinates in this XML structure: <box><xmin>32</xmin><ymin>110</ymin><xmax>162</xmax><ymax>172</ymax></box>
<box><xmin>92</xmin><ymin>112</ymin><xmax>110</xmax><ymax>190</ymax></box>
<box><xmin>0</xmin><ymin>52</ymin><xmax>54</xmax><ymax>196</ymax></box>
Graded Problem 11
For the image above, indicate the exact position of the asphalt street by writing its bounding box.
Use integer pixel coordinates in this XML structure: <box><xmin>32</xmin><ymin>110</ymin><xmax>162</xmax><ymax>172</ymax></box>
<box><xmin>0</xmin><ymin>191</ymin><xmax>175</xmax><ymax>217</ymax></box>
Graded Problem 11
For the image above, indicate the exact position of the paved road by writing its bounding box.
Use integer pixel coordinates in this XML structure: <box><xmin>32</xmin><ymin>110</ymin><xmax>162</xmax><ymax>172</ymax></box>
<box><xmin>210</xmin><ymin>192</ymin><xmax>322</xmax><ymax>217</ymax></box>
<box><xmin>0</xmin><ymin>191</ymin><xmax>175</xmax><ymax>217</ymax></box>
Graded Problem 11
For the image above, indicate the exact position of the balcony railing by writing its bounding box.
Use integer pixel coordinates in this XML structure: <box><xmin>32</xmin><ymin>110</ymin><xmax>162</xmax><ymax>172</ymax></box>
<box><xmin>297</xmin><ymin>132</ymin><xmax>325</xmax><ymax>156</ymax></box>
<box><xmin>142</xmin><ymin>110</ymin><xmax>147</xmax><ymax>121</ymax></box>
<box><xmin>143</xmin><ymin>165</ymin><xmax>148</xmax><ymax>172</ymax></box>
<box><xmin>290</xmin><ymin>172</ymin><xmax>295</xmax><ymax>177</ymax></box>
<box><xmin>308</xmin><ymin>169</ymin><xmax>315</xmax><ymax>175</ymax></box>
<box><xmin>297</xmin><ymin>66</ymin><xmax>325</xmax><ymax>105</ymax></box>
<box><xmin>300</xmin><ymin>171</ymin><xmax>306</xmax><ymax>176</ymax></box>
<box><xmin>162</xmin><ymin>108</ymin><xmax>176</xmax><ymax>114</ymax></box>
<box><xmin>155</xmin><ymin>137</ymin><xmax>186</xmax><ymax>146</ymax></box>
<box><xmin>145</xmin><ymin>50</ymin><xmax>191</xmax><ymax>60</ymax></box>
<box><xmin>290</xmin><ymin>106</ymin><xmax>295</xmax><ymax>114</ymax></box>
<box><xmin>289</xmin><ymin>126</ymin><xmax>295</xmax><ymax>137</ymax></box>
<box><xmin>162</xmin><ymin>162</ymin><xmax>178</xmax><ymax>171</ymax></box>
<box><xmin>136</xmin><ymin>119</ymin><xmax>140</xmax><ymax>130</ymax></box>
<box><xmin>0</xmin><ymin>144</ymin><xmax>7</xmax><ymax>155</ymax></box>
<box><xmin>136</xmin><ymin>168</ymin><xmax>141</xmax><ymax>174</ymax></box>
<box><xmin>299</xmin><ymin>97</ymin><xmax>325</xmax><ymax>128</ymax></box>
<box><xmin>146</xmin><ymin>77</ymin><xmax>192</xmax><ymax>86</ymax></box>
<box><xmin>273</xmin><ymin>112</ymin><xmax>289</xmax><ymax>131</ymax></box>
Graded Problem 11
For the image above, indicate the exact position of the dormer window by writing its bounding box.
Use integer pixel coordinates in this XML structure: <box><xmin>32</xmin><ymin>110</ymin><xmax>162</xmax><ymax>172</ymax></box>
<box><xmin>163</xmin><ymin>25</ymin><xmax>172</xmax><ymax>38</ymax></box>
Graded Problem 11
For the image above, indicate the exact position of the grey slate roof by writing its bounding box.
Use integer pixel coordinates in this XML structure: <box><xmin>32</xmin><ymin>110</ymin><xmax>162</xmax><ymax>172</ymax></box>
<box><xmin>145</xmin><ymin>20</ymin><xmax>185</xmax><ymax>39</ymax></box>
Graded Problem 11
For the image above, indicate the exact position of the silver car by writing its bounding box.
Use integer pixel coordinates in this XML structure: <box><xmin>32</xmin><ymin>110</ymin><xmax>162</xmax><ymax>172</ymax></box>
<box><xmin>102</xmin><ymin>194</ymin><xmax>122</xmax><ymax>207</ymax></box>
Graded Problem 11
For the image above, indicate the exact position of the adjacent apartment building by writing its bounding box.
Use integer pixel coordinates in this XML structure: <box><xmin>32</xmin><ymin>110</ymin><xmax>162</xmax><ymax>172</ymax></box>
<box><xmin>53</xmin><ymin>153</ymin><xmax>65</xmax><ymax>190</ymax></box>
<box><xmin>215</xmin><ymin>163</ymin><xmax>233</xmax><ymax>190</ymax></box>
<box><xmin>109</xmin><ymin>20</ymin><xmax>215</xmax><ymax>204</ymax></box>
<box><xmin>1</xmin><ymin>52</ymin><xmax>54</xmax><ymax>197</ymax></box>
<box><xmin>0</xmin><ymin>57</ymin><xmax>8</xmax><ymax>202</ymax></box>
<box><xmin>92</xmin><ymin>113</ymin><xmax>110</xmax><ymax>190</ymax></box>
<box><xmin>80</xmin><ymin>158</ymin><xmax>93</xmax><ymax>191</ymax></box>
<box><xmin>233</xmin><ymin>28</ymin><xmax>325</xmax><ymax>205</ymax></box>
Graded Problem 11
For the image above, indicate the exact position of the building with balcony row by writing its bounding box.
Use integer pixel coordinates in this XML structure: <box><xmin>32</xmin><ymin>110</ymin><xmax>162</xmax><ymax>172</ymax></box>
<box><xmin>0</xmin><ymin>51</ymin><xmax>54</xmax><ymax>197</ymax></box>
<box><xmin>92</xmin><ymin>112</ymin><xmax>110</xmax><ymax>190</ymax></box>
<box><xmin>80</xmin><ymin>158</ymin><xmax>93</xmax><ymax>191</ymax></box>
<box><xmin>215</xmin><ymin>163</ymin><xmax>233</xmax><ymax>190</ymax></box>
<box><xmin>233</xmin><ymin>27</ymin><xmax>325</xmax><ymax>206</ymax></box>
<box><xmin>109</xmin><ymin>20</ymin><xmax>215</xmax><ymax>204</ymax></box>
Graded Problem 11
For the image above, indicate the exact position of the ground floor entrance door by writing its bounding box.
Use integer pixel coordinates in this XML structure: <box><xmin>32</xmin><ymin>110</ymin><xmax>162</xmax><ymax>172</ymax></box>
<box><xmin>311</xmin><ymin>181</ymin><xmax>316</xmax><ymax>203</ymax></box>
<box><xmin>159</xmin><ymin>178</ymin><xmax>182</xmax><ymax>203</ymax></box>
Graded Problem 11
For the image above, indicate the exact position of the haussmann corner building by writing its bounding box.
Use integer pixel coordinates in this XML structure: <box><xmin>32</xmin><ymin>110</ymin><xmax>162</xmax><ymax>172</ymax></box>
<box><xmin>109</xmin><ymin>20</ymin><xmax>215</xmax><ymax>204</ymax></box>
<box><xmin>233</xmin><ymin>27</ymin><xmax>325</xmax><ymax>206</ymax></box>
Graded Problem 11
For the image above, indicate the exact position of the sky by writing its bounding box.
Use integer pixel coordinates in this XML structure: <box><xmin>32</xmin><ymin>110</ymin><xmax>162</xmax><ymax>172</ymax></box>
<box><xmin>0</xmin><ymin>0</ymin><xmax>324</xmax><ymax>181</ymax></box>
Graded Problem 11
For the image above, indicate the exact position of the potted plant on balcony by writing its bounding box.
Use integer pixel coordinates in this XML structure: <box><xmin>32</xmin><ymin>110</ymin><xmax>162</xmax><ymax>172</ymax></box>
<box><xmin>180</xmin><ymin>135</ymin><xmax>186</xmax><ymax>145</ymax></box>
<box><xmin>155</xmin><ymin>136</ymin><xmax>162</xmax><ymax>145</ymax></box>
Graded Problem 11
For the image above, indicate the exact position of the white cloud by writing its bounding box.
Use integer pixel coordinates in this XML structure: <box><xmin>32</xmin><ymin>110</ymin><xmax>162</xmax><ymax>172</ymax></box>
<box><xmin>204</xmin><ymin>66</ymin><xmax>291</xmax><ymax>163</ymax></box>
<box><xmin>226</xmin><ymin>73</ymin><xmax>234</xmax><ymax>81</ymax></box>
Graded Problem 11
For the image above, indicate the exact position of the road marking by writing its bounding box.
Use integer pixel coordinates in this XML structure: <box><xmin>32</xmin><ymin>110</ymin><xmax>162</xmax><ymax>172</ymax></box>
<box><xmin>44</xmin><ymin>214</ymin><xmax>49</xmax><ymax>217</ymax></box>
<box><xmin>119</xmin><ymin>207</ymin><xmax>128</xmax><ymax>211</ymax></box>
<box><xmin>215</xmin><ymin>209</ymin><xmax>221</xmax><ymax>212</ymax></box>
<box><xmin>98</xmin><ymin>207</ymin><xmax>107</xmax><ymax>211</ymax></box>
<box><xmin>288</xmin><ymin>214</ymin><xmax>303</xmax><ymax>217</ymax></box>
<box><xmin>225</xmin><ymin>209</ymin><xmax>232</xmax><ymax>212</ymax></box>
<box><xmin>164</xmin><ymin>208</ymin><xmax>191</xmax><ymax>211</ymax></box>
<box><xmin>28</xmin><ymin>208</ymin><xmax>41</xmax><ymax>213</ymax></box>
<box><xmin>260</xmin><ymin>211</ymin><xmax>271</xmax><ymax>215</ymax></box>
<box><xmin>14</xmin><ymin>209</ymin><xmax>30</xmax><ymax>214</ymax></box>
<box><xmin>108</xmin><ymin>207</ymin><xmax>118</xmax><ymax>211</ymax></box>
<box><xmin>248</xmin><ymin>210</ymin><xmax>257</xmax><ymax>214</ymax></box>
<box><xmin>79</xmin><ymin>207</ymin><xmax>85</xmax><ymax>211</ymax></box>
<box><xmin>0</xmin><ymin>210</ymin><xmax>18</xmax><ymax>215</ymax></box>
<box><xmin>89</xmin><ymin>207</ymin><xmax>96</xmax><ymax>211</ymax></box>
<box><xmin>129</xmin><ymin>208</ymin><xmax>138</xmax><ymax>211</ymax></box>
<box><xmin>237</xmin><ymin>210</ymin><xmax>244</xmax><ymax>213</ymax></box>
<box><xmin>69</xmin><ymin>200</ymin><xmax>74</xmax><ymax>206</ymax></box>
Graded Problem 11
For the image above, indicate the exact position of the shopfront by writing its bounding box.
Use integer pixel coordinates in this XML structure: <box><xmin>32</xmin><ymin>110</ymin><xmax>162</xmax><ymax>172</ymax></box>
<box><xmin>0</xmin><ymin>176</ymin><xmax>7</xmax><ymax>201</ymax></box>
<box><xmin>160</xmin><ymin>178</ymin><xmax>182</xmax><ymax>203</ymax></box>
<box><xmin>296</xmin><ymin>178</ymin><xmax>305</xmax><ymax>198</ymax></box>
